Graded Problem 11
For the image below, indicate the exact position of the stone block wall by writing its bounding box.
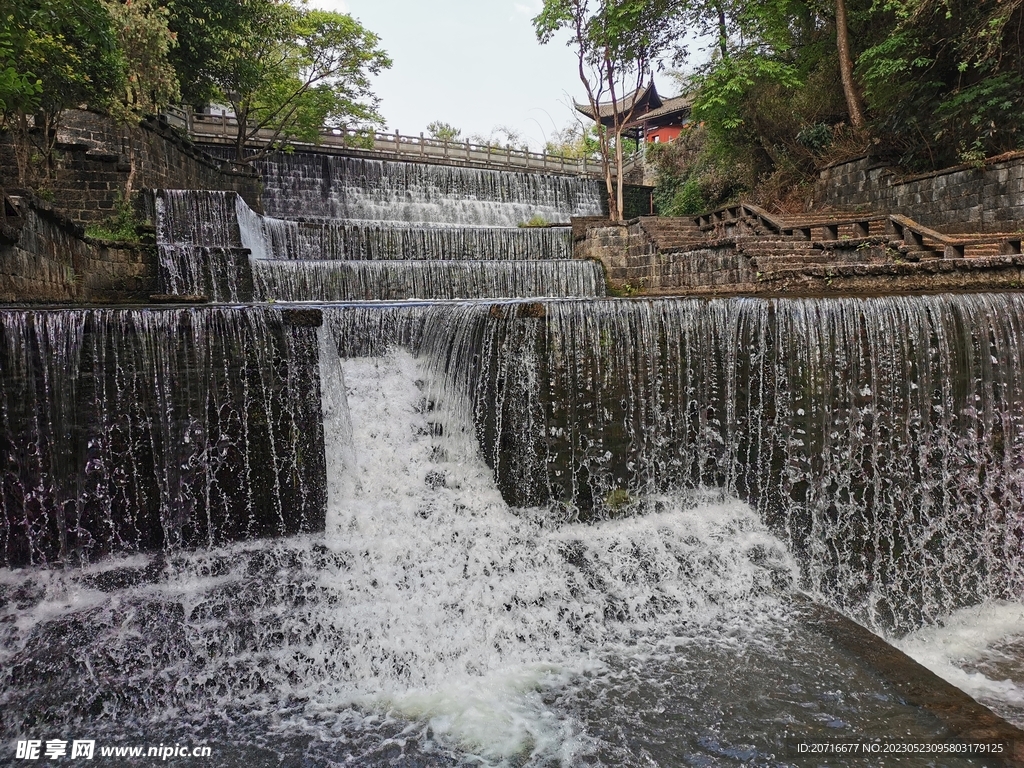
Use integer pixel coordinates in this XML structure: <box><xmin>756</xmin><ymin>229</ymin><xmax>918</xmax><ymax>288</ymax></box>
<box><xmin>574</xmin><ymin>219</ymin><xmax>753</xmax><ymax>294</ymax></box>
<box><xmin>622</xmin><ymin>184</ymin><xmax>655</xmax><ymax>219</ymax></box>
<box><xmin>1</xmin><ymin>110</ymin><xmax>262</xmax><ymax>225</ymax></box>
<box><xmin>0</xmin><ymin>199</ymin><xmax>156</xmax><ymax>303</ymax></box>
<box><xmin>816</xmin><ymin>153</ymin><xmax>1024</xmax><ymax>233</ymax></box>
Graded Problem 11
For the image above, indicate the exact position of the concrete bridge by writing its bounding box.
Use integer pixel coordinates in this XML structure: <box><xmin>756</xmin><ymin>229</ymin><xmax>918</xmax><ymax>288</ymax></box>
<box><xmin>162</xmin><ymin>105</ymin><xmax>638</xmax><ymax>178</ymax></box>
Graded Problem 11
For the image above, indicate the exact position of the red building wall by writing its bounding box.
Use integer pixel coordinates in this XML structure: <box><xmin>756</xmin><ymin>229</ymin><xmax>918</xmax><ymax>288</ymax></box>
<box><xmin>646</xmin><ymin>126</ymin><xmax>683</xmax><ymax>144</ymax></box>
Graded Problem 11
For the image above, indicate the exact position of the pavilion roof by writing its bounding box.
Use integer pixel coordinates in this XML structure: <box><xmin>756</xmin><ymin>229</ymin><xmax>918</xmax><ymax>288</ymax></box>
<box><xmin>636</xmin><ymin>94</ymin><xmax>693</xmax><ymax>123</ymax></box>
<box><xmin>574</xmin><ymin>82</ymin><xmax>661</xmax><ymax>123</ymax></box>
<box><xmin>574</xmin><ymin>82</ymin><xmax>693</xmax><ymax>129</ymax></box>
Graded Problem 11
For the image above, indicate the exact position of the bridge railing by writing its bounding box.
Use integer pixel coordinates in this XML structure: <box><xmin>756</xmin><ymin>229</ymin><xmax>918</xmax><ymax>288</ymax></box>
<box><xmin>162</xmin><ymin>105</ymin><xmax>641</xmax><ymax>178</ymax></box>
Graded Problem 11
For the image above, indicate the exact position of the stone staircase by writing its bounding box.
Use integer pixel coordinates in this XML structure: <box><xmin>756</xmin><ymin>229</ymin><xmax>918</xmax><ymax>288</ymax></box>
<box><xmin>674</xmin><ymin>204</ymin><xmax>1022</xmax><ymax>287</ymax></box>
<box><xmin>581</xmin><ymin>203</ymin><xmax>1024</xmax><ymax>296</ymax></box>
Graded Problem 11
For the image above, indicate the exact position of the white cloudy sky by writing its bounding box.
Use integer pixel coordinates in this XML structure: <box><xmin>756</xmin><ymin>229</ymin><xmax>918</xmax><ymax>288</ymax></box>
<box><xmin>310</xmin><ymin>0</ymin><xmax>663</xmax><ymax>149</ymax></box>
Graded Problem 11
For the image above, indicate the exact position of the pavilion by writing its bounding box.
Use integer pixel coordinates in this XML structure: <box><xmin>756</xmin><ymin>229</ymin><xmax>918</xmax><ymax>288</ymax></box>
<box><xmin>575</xmin><ymin>80</ymin><xmax>693</xmax><ymax>144</ymax></box>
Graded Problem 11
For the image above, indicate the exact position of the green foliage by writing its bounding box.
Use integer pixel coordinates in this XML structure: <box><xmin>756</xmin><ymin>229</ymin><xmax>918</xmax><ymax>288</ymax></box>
<box><xmin>163</xmin><ymin>0</ymin><xmax>265</xmax><ymax>105</ymax></box>
<box><xmin>213</xmin><ymin>2</ymin><xmax>392</xmax><ymax>160</ymax></box>
<box><xmin>85</xmin><ymin>195</ymin><xmax>142</xmax><ymax>242</ymax></box>
<box><xmin>518</xmin><ymin>215</ymin><xmax>551</xmax><ymax>228</ymax></box>
<box><xmin>858</xmin><ymin>0</ymin><xmax>1024</xmax><ymax>166</ymax></box>
<box><xmin>103</xmin><ymin>0</ymin><xmax>179</xmax><ymax>120</ymax></box>
<box><xmin>648</xmin><ymin>125</ymin><xmax>751</xmax><ymax>215</ymax></box>
<box><xmin>544</xmin><ymin>122</ymin><xmax>601</xmax><ymax>158</ymax></box>
<box><xmin>467</xmin><ymin>125</ymin><xmax>532</xmax><ymax>151</ymax></box>
<box><xmin>426</xmin><ymin>120</ymin><xmax>461</xmax><ymax>142</ymax></box>
<box><xmin>1</xmin><ymin>0</ymin><xmax>125</xmax><ymax>118</ymax></box>
<box><xmin>0</xmin><ymin>25</ymin><xmax>41</xmax><ymax>113</ymax></box>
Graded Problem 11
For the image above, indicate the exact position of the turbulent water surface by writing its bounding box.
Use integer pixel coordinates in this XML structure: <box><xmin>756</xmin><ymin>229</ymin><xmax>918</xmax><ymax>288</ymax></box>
<box><xmin>7</xmin><ymin>153</ymin><xmax>1024</xmax><ymax>765</ymax></box>
<box><xmin>0</xmin><ymin>346</ymin><xmax>991</xmax><ymax>766</ymax></box>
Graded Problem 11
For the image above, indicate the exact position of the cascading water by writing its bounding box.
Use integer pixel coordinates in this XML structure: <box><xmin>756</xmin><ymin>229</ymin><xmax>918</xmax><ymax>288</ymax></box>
<box><xmin>8</xmin><ymin>141</ymin><xmax>1024</xmax><ymax>764</ymax></box>
<box><xmin>156</xmin><ymin>191</ymin><xmax>254</xmax><ymax>302</ymax></box>
<box><xmin>252</xmin><ymin>260</ymin><xmax>605</xmax><ymax>301</ymax></box>
<box><xmin>0</xmin><ymin>307</ymin><xmax>325</xmax><ymax>567</ymax></box>
<box><xmin>155</xmin><ymin>156</ymin><xmax>606</xmax><ymax>302</ymax></box>
<box><xmin>323</xmin><ymin>295</ymin><xmax>1024</xmax><ymax>635</ymax></box>
<box><xmin>0</xmin><ymin>337</ymin><xmax>985</xmax><ymax>766</ymax></box>
<box><xmin>258</xmin><ymin>153</ymin><xmax>606</xmax><ymax>225</ymax></box>
<box><xmin>255</xmin><ymin>218</ymin><xmax>575</xmax><ymax>261</ymax></box>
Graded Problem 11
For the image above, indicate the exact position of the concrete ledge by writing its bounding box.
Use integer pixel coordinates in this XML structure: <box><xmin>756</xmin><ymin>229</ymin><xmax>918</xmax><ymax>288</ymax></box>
<box><xmin>797</xmin><ymin>595</ymin><xmax>1024</xmax><ymax>765</ymax></box>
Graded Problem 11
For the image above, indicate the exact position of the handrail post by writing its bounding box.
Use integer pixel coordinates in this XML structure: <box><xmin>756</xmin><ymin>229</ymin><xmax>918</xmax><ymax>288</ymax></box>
<box><xmin>420</xmin><ymin>132</ymin><xmax>425</xmax><ymax>157</ymax></box>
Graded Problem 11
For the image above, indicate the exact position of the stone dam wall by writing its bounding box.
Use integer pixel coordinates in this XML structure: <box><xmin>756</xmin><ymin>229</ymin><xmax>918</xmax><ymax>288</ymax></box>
<box><xmin>1</xmin><ymin>110</ymin><xmax>262</xmax><ymax>224</ymax></box>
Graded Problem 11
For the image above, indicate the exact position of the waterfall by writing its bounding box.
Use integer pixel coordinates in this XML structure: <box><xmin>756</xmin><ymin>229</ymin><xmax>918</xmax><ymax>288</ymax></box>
<box><xmin>322</xmin><ymin>294</ymin><xmax>1024</xmax><ymax>634</ymax></box>
<box><xmin>152</xmin><ymin>165</ymin><xmax>598</xmax><ymax>303</ymax></box>
<box><xmin>0</xmin><ymin>307</ymin><xmax>325</xmax><ymax>566</ymax></box>
<box><xmin>155</xmin><ymin>191</ymin><xmax>254</xmax><ymax>301</ymax></box>
<box><xmin>255</xmin><ymin>218</ymin><xmax>574</xmax><ymax>261</ymax></box>
<box><xmin>257</xmin><ymin>153</ymin><xmax>606</xmax><ymax>225</ymax></box>
<box><xmin>252</xmin><ymin>260</ymin><xmax>606</xmax><ymax>301</ymax></box>
<box><xmin>10</xmin><ymin>145</ymin><xmax>1024</xmax><ymax>762</ymax></box>
<box><xmin>3</xmin><ymin>341</ymin><xmax>965</xmax><ymax>766</ymax></box>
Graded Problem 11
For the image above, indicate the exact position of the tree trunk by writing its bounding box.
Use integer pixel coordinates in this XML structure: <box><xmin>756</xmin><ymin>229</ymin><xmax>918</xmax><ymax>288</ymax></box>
<box><xmin>835</xmin><ymin>0</ymin><xmax>866</xmax><ymax>128</ymax></box>
<box><xmin>602</xmin><ymin>130</ymin><xmax>620</xmax><ymax>221</ymax></box>
<box><xmin>235</xmin><ymin>104</ymin><xmax>248</xmax><ymax>162</ymax></box>
<box><xmin>715</xmin><ymin>1</ymin><xmax>728</xmax><ymax>60</ymax></box>
<box><xmin>614</xmin><ymin>130</ymin><xmax>625</xmax><ymax>221</ymax></box>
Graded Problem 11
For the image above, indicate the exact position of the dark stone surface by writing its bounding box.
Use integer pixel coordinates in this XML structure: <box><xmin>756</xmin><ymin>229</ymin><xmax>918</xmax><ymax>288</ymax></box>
<box><xmin>0</xmin><ymin>199</ymin><xmax>157</xmax><ymax>304</ymax></box>
<box><xmin>0</xmin><ymin>110</ymin><xmax>264</xmax><ymax>304</ymax></box>
<box><xmin>0</xmin><ymin>306</ymin><xmax>327</xmax><ymax>567</ymax></box>
<box><xmin>797</xmin><ymin>595</ymin><xmax>1024</xmax><ymax>765</ymax></box>
<box><xmin>817</xmin><ymin>154</ymin><xmax>1024</xmax><ymax>234</ymax></box>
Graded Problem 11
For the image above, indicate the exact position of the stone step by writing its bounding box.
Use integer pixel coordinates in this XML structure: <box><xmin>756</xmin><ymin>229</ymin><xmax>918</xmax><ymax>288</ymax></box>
<box><xmin>750</xmin><ymin>254</ymin><xmax>867</xmax><ymax>268</ymax></box>
<box><xmin>740</xmin><ymin>244</ymin><xmax>822</xmax><ymax>256</ymax></box>
<box><xmin>899</xmin><ymin>248</ymin><xmax>942</xmax><ymax>261</ymax></box>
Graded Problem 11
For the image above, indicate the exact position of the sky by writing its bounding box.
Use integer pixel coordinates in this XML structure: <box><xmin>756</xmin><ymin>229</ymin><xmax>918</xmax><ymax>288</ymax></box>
<box><xmin>310</xmin><ymin>0</ymin><xmax>675</xmax><ymax>150</ymax></box>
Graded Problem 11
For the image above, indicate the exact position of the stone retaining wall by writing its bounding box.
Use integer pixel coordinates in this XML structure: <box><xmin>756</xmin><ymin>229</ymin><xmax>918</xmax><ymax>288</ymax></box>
<box><xmin>816</xmin><ymin>154</ymin><xmax>1024</xmax><ymax>233</ymax></box>
<box><xmin>0</xmin><ymin>198</ymin><xmax>156</xmax><ymax>303</ymax></box>
<box><xmin>1</xmin><ymin>110</ymin><xmax>262</xmax><ymax>224</ymax></box>
<box><xmin>575</xmin><ymin>219</ymin><xmax>754</xmax><ymax>294</ymax></box>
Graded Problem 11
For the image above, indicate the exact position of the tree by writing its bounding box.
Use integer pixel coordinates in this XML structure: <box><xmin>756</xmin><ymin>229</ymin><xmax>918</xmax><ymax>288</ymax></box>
<box><xmin>467</xmin><ymin>124</ymin><xmax>532</xmax><ymax>151</ymax></box>
<box><xmin>162</xmin><ymin>0</ymin><xmax>264</xmax><ymax>105</ymax></box>
<box><xmin>834</xmin><ymin>0</ymin><xmax>866</xmax><ymax>128</ymax></box>
<box><xmin>1</xmin><ymin>0</ymin><xmax>126</xmax><ymax>183</ymax></box>
<box><xmin>208</xmin><ymin>1</ymin><xmax>391</xmax><ymax>161</ymax></box>
<box><xmin>859</xmin><ymin>0</ymin><xmax>1024</xmax><ymax>166</ymax></box>
<box><xmin>534</xmin><ymin>0</ymin><xmax>682</xmax><ymax>220</ymax></box>
<box><xmin>544</xmin><ymin>121</ymin><xmax>601</xmax><ymax>158</ymax></box>
<box><xmin>426</xmin><ymin>120</ymin><xmax>461</xmax><ymax>142</ymax></box>
<box><xmin>103</xmin><ymin>0</ymin><xmax>179</xmax><ymax>121</ymax></box>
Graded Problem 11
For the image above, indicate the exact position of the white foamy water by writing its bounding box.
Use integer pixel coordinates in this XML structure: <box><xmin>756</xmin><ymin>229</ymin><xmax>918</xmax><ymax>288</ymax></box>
<box><xmin>895</xmin><ymin>601</ymin><xmax>1024</xmax><ymax>726</ymax></box>
<box><xmin>313</xmin><ymin>349</ymin><xmax>797</xmax><ymax>760</ymax></box>
<box><xmin>0</xmin><ymin>346</ymin><xmax>799</xmax><ymax>766</ymax></box>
